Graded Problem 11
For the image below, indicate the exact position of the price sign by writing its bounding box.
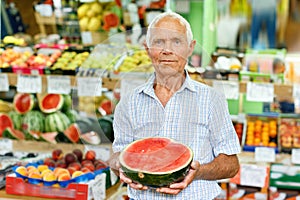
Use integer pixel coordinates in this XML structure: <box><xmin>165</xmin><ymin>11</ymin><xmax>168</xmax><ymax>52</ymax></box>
<box><xmin>0</xmin><ymin>73</ymin><xmax>9</xmax><ymax>91</ymax></box>
<box><xmin>0</xmin><ymin>138</ymin><xmax>13</xmax><ymax>151</ymax></box>
<box><xmin>291</xmin><ymin>148</ymin><xmax>300</xmax><ymax>164</ymax></box>
<box><xmin>77</xmin><ymin>77</ymin><xmax>102</xmax><ymax>96</ymax></box>
<box><xmin>212</xmin><ymin>80</ymin><xmax>239</xmax><ymax>100</ymax></box>
<box><xmin>47</xmin><ymin>75</ymin><xmax>71</xmax><ymax>94</ymax></box>
<box><xmin>81</xmin><ymin>31</ymin><xmax>92</xmax><ymax>45</ymax></box>
<box><xmin>293</xmin><ymin>84</ymin><xmax>300</xmax><ymax>97</ymax></box>
<box><xmin>240</xmin><ymin>164</ymin><xmax>268</xmax><ymax>188</ymax></box>
<box><xmin>121</xmin><ymin>78</ymin><xmax>146</xmax><ymax>97</ymax></box>
<box><xmin>91</xmin><ymin>173</ymin><xmax>106</xmax><ymax>200</ymax></box>
<box><xmin>255</xmin><ymin>147</ymin><xmax>276</xmax><ymax>163</ymax></box>
<box><xmin>246</xmin><ymin>82</ymin><xmax>274</xmax><ymax>102</ymax></box>
<box><xmin>17</xmin><ymin>75</ymin><xmax>42</xmax><ymax>93</ymax></box>
<box><xmin>84</xmin><ymin>145</ymin><xmax>111</xmax><ymax>161</ymax></box>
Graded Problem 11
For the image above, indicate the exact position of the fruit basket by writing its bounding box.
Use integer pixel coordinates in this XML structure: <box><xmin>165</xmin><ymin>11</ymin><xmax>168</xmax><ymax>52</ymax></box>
<box><xmin>242</xmin><ymin>113</ymin><xmax>279</xmax><ymax>152</ymax></box>
<box><xmin>278</xmin><ymin>114</ymin><xmax>300</xmax><ymax>153</ymax></box>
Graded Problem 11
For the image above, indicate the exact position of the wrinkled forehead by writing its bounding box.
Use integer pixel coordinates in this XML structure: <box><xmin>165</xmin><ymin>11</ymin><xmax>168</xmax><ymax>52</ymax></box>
<box><xmin>148</xmin><ymin>27</ymin><xmax>187</xmax><ymax>42</ymax></box>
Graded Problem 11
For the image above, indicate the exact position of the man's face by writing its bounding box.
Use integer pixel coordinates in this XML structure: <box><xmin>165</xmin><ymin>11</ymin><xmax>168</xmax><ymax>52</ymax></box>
<box><xmin>145</xmin><ymin>17</ymin><xmax>195</xmax><ymax>76</ymax></box>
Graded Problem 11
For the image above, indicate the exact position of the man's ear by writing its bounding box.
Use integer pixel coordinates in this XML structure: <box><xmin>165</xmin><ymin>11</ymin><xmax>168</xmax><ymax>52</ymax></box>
<box><xmin>143</xmin><ymin>41</ymin><xmax>150</xmax><ymax>53</ymax></box>
<box><xmin>188</xmin><ymin>40</ymin><xmax>196</xmax><ymax>56</ymax></box>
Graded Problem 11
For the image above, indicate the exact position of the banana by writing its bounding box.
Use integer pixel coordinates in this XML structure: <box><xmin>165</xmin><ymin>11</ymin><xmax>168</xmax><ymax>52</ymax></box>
<box><xmin>0</xmin><ymin>100</ymin><xmax>14</xmax><ymax>113</ymax></box>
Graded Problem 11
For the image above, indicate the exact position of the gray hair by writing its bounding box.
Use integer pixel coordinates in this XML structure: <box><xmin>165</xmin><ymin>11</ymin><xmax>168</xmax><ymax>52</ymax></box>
<box><xmin>146</xmin><ymin>11</ymin><xmax>193</xmax><ymax>46</ymax></box>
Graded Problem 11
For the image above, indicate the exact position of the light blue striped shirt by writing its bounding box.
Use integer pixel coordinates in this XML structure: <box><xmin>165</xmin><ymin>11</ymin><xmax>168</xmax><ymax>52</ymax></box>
<box><xmin>112</xmin><ymin>72</ymin><xmax>241</xmax><ymax>200</ymax></box>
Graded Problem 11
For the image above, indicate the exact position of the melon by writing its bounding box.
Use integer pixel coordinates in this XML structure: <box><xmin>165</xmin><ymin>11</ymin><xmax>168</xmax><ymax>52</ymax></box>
<box><xmin>2</xmin><ymin>127</ymin><xmax>25</xmax><ymax>140</ymax></box>
<box><xmin>44</xmin><ymin>111</ymin><xmax>71</xmax><ymax>132</ymax></box>
<box><xmin>63</xmin><ymin>123</ymin><xmax>81</xmax><ymax>143</ymax></box>
<box><xmin>119</xmin><ymin>137</ymin><xmax>193</xmax><ymax>187</ymax></box>
<box><xmin>39</xmin><ymin>132</ymin><xmax>58</xmax><ymax>144</ymax></box>
<box><xmin>8</xmin><ymin>111</ymin><xmax>23</xmax><ymax>130</ymax></box>
<box><xmin>80</xmin><ymin>131</ymin><xmax>101</xmax><ymax>145</ymax></box>
<box><xmin>13</xmin><ymin>93</ymin><xmax>36</xmax><ymax>114</ymax></box>
<box><xmin>0</xmin><ymin>113</ymin><xmax>14</xmax><ymax>137</ymax></box>
<box><xmin>22</xmin><ymin>111</ymin><xmax>45</xmax><ymax>140</ymax></box>
<box><xmin>39</xmin><ymin>94</ymin><xmax>64</xmax><ymax>114</ymax></box>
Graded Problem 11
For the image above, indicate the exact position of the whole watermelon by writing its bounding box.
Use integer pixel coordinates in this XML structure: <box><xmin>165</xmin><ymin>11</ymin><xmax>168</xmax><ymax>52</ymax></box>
<box><xmin>8</xmin><ymin>111</ymin><xmax>23</xmax><ymax>130</ymax></box>
<box><xmin>22</xmin><ymin>111</ymin><xmax>45</xmax><ymax>140</ymax></box>
<box><xmin>44</xmin><ymin>111</ymin><xmax>71</xmax><ymax>132</ymax></box>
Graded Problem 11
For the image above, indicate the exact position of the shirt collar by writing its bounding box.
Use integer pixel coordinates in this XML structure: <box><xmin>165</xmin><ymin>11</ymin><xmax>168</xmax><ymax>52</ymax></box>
<box><xmin>138</xmin><ymin>69</ymin><xmax>197</xmax><ymax>95</ymax></box>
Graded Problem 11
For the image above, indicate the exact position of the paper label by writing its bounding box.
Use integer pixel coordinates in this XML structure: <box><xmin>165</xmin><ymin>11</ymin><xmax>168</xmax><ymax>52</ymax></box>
<box><xmin>293</xmin><ymin>84</ymin><xmax>300</xmax><ymax>97</ymax></box>
<box><xmin>291</xmin><ymin>148</ymin><xmax>300</xmax><ymax>164</ymax></box>
<box><xmin>47</xmin><ymin>75</ymin><xmax>71</xmax><ymax>94</ymax></box>
<box><xmin>255</xmin><ymin>147</ymin><xmax>276</xmax><ymax>163</ymax></box>
<box><xmin>246</xmin><ymin>82</ymin><xmax>274</xmax><ymax>102</ymax></box>
<box><xmin>77</xmin><ymin>77</ymin><xmax>102</xmax><ymax>96</ymax></box>
<box><xmin>91</xmin><ymin>173</ymin><xmax>106</xmax><ymax>200</ymax></box>
<box><xmin>0</xmin><ymin>73</ymin><xmax>9</xmax><ymax>92</ymax></box>
<box><xmin>0</xmin><ymin>138</ymin><xmax>13</xmax><ymax>151</ymax></box>
<box><xmin>212</xmin><ymin>80</ymin><xmax>239</xmax><ymax>100</ymax></box>
<box><xmin>240</xmin><ymin>164</ymin><xmax>268</xmax><ymax>187</ymax></box>
<box><xmin>17</xmin><ymin>75</ymin><xmax>42</xmax><ymax>93</ymax></box>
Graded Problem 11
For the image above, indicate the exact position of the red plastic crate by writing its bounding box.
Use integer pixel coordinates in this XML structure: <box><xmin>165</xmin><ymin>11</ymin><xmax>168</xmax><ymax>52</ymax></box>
<box><xmin>12</xmin><ymin>66</ymin><xmax>46</xmax><ymax>75</ymax></box>
<box><xmin>6</xmin><ymin>174</ymin><xmax>90</xmax><ymax>200</ymax></box>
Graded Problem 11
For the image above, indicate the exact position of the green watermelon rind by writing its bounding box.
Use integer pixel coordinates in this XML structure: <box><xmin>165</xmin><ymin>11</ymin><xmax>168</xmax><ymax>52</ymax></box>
<box><xmin>2</xmin><ymin>127</ymin><xmax>25</xmax><ymax>140</ymax></box>
<box><xmin>119</xmin><ymin>137</ymin><xmax>193</xmax><ymax>188</ymax></box>
<box><xmin>22</xmin><ymin>111</ymin><xmax>45</xmax><ymax>140</ymax></box>
<box><xmin>39</xmin><ymin>94</ymin><xmax>64</xmax><ymax>114</ymax></box>
<box><xmin>8</xmin><ymin>111</ymin><xmax>23</xmax><ymax>130</ymax></box>
<box><xmin>44</xmin><ymin>112</ymin><xmax>71</xmax><ymax>132</ymax></box>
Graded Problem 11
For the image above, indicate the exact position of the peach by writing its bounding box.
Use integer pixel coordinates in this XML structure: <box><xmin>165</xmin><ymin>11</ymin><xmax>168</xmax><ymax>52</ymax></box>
<box><xmin>83</xmin><ymin>163</ymin><xmax>95</xmax><ymax>172</ymax></box>
<box><xmin>85</xmin><ymin>150</ymin><xmax>96</xmax><ymax>161</ymax></box>
<box><xmin>52</xmin><ymin>149</ymin><xmax>63</xmax><ymax>161</ymax></box>
<box><xmin>81</xmin><ymin>167</ymin><xmax>91</xmax><ymax>173</ymax></box>
<box><xmin>67</xmin><ymin>166</ymin><xmax>77</xmax><ymax>176</ymax></box>
<box><xmin>58</xmin><ymin>172</ymin><xmax>71</xmax><ymax>181</ymax></box>
<box><xmin>41</xmin><ymin>169</ymin><xmax>53</xmax><ymax>177</ymax></box>
<box><xmin>37</xmin><ymin>164</ymin><xmax>49</xmax><ymax>172</ymax></box>
<box><xmin>68</xmin><ymin>162</ymin><xmax>81</xmax><ymax>171</ymax></box>
<box><xmin>64</xmin><ymin>153</ymin><xmax>77</xmax><ymax>165</ymax></box>
<box><xmin>54</xmin><ymin>168</ymin><xmax>70</xmax><ymax>179</ymax></box>
<box><xmin>43</xmin><ymin>172</ymin><xmax>56</xmax><ymax>181</ymax></box>
<box><xmin>15</xmin><ymin>166</ymin><xmax>28</xmax><ymax>176</ymax></box>
<box><xmin>71</xmin><ymin>170</ymin><xmax>84</xmax><ymax>178</ymax></box>
<box><xmin>28</xmin><ymin>171</ymin><xmax>42</xmax><ymax>179</ymax></box>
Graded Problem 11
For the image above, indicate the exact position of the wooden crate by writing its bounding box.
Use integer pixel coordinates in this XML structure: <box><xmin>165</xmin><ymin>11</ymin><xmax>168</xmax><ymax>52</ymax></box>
<box><xmin>34</xmin><ymin>12</ymin><xmax>63</xmax><ymax>34</ymax></box>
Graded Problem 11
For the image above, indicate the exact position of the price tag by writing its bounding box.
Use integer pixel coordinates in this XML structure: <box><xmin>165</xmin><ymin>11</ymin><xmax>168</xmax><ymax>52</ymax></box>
<box><xmin>121</xmin><ymin>78</ymin><xmax>146</xmax><ymax>97</ymax></box>
<box><xmin>91</xmin><ymin>173</ymin><xmax>106</xmax><ymax>200</ymax></box>
<box><xmin>291</xmin><ymin>148</ymin><xmax>300</xmax><ymax>164</ymax></box>
<box><xmin>246</xmin><ymin>82</ymin><xmax>274</xmax><ymax>102</ymax></box>
<box><xmin>212</xmin><ymin>80</ymin><xmax>239</xmax><ymax>100</ymax></box>
<box><xmin>84</xmin><ymin>145</ymin><xmax>110</xmax><ymax>161</ymax></box>
<box><xmin>0</xmin><ymin>73</ymin><xmax>9</xmax><ymax>92</ymax></box>
<box><xmin>293</xmin><ymin>84</ymin><xmax>300</xmax><ymax>97</ymax></box>
<box><xmin>47</xmin><ymin>75</ymin><xmax>71</xmax><ymax>94</ymax></box>
<box><xmin>77</xmin><ymin>77</ymin><xmax>102</xmax><ymax>96</ymax></box>
<box><xmin>17</xmin><ymin>75</ymin><xmax>42</xmax><ymax>93</ymax></box>
<box><xmin>240</xmin><ymin>164</ymin><xmax>268</xmax><ymax>187</ymax></box>
<box><xmin>0</xmin><ymin>138</ymin><xmax>13</xmax><ymax>151</ymax></box>
<box><xmin>81</xmin><ymin>31</ymin><xmax>93</xmax><ymax>45</ymax></box>
<box><xmin>255</xmin><ymin>147</ymin><xmax>276</xmax><ymax>163</ymax></box>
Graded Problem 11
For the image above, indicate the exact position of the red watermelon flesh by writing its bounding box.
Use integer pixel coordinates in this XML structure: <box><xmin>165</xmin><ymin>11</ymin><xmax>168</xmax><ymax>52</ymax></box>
<box><xmin>122</xmin><ymin>137</ymin><xmax>192</xmax><ymax>172</ymax></box>
<box><xmin>40</xmin><ymin>94</ymin><xmax>63</xmax><ymax>113</ymax></box>
<box><xmin>40</xmin><ymin>132</ymin><xmax>58</xmax><ymax>144</ymax></box>
<box><xmin>2</xmin><ymin>127</ymin><xmax>25</xmax><ymax>140</ymax></box>
<box><xmin>0</xmin><ymin>113</ymin><xmax>14</xmax><ymax>137</ymax></box>
<box><xmin>14</xmin><ymin>93</ymin><xmax>35</xmax><ymax>114</ymax></box>
<box><xmin>64</xmin><ymin>123</ymin><xmax>80</xmax><ymax>143</ymax></box>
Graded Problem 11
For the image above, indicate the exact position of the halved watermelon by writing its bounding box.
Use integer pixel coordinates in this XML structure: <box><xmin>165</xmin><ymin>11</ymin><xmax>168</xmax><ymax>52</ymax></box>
<box><xmin>63</xmin><ymin>123</ymin><xmax>81</xmax><ymax>143</ymax></box>
<box><xmin>13</xmin><ymin>93</ymin><xmax>36</xmax><ymax>114</ymax></box>
<box><xmin>2</xmin><ymin>127</ymin><xmax>25</xmax><ymax>140</ymax></box>
<box><xmin>119</xmin><ymin>137</ymin><xmax>193</xmax><ymax>187</ymax></box>
<box><xmin>39</xmin><ymin>94</ymin><xmax>64</xmax><ymax>113</ymax></box>
<box><xmin>0</xmin><ymin>113</ymin><xmax>14</xmax><ymax>137</ymax></box>
<box><xmin>39</xmin><ymin>132</ymin><xmax>58</xmax><ymax>144</ymax></box>
<box><xmin>80</xmin><ymin>131</ymin><xmax>101</xmax><ymax>145</ymax></box>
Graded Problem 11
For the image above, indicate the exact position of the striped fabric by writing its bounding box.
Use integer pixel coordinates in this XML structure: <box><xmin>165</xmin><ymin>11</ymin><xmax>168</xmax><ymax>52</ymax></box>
<box><xmin>113</xmin><ymin>72</ymin><xmax>241</xmax><ymax>200</ymax></box>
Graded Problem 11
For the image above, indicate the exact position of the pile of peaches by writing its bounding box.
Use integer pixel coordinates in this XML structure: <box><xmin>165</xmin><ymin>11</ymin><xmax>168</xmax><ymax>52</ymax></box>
<box><xmin>14</xmin><ymin>148</ymin><xmax>108</xmax><ymax>187</ymax></box>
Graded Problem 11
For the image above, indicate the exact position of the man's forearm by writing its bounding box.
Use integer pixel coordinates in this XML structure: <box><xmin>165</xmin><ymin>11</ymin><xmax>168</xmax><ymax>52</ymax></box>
<box><xmin>195</xmin><ymin>154</ymin><xmax>240</xmax><ymax>180</ymax></box>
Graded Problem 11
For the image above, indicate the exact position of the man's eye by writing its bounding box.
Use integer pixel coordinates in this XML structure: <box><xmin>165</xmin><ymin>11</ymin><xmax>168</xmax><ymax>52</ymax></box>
<box><xmin>153</xmin><ymin>40</ymin><xmax>163</xmax><ymax>46</ymax></box>
<box><xmin>174</xmin><ymin>39</ymin><xmax>181</xmax><ymax>45</ymax></box>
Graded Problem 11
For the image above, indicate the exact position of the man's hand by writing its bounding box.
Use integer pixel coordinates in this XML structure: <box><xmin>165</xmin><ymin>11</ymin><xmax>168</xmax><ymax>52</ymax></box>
<box><xmin>119</xmin><ymin>169</ymin><xmax>149</xmax><ymax>190</ymax></box>
<box><xmin>156</xmin><ymin>161</ymin><xmax>200</xmax><ymax>195</ymax></box>
<box><xmin>108</xmin><ymin>152</ymin><xmax>121</xmax><ymax>176</ymax></box>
